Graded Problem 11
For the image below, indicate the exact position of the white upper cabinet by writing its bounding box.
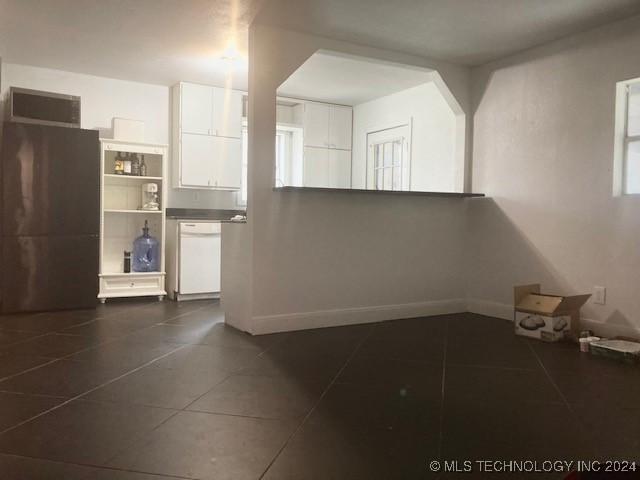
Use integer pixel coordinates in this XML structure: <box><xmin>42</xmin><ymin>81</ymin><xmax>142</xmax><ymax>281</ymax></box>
<box><xmin>180</xmin><ymin>83</ymin><xmax>214</xmax><ymax>135</ymax></box>
<box><xmin>173</xmin><ymin>82</ymin><xmax>244</xmax><ymax>190</ymax></box>
<box><xmin>302</xmin><ymin>101</ymin><xmax>352</xmax><ymax>150</ymax></box>
<box><xmin>329</xmin><ymin>105</ymin><xmax>353</xmax><ymax>150</ymax></box>
<box><xmin>328</xmin><ymin>149</ymin><xmax>352</xmax><ymax>188</ymax></box>
<box><xmin>303</xmin><ymin>102</ymin><xmax>330</xmax><ymax>148</ymax></box>
<box><xmin>212</xmin><ymin>88</ymin><xmax>243</xmax><ymax>138</ymax></box>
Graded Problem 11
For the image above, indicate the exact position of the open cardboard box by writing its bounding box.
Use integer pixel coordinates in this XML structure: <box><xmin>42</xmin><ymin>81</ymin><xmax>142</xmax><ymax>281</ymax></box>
<box><xmin>514</xmin><ymin>284</ymin><xmax>591</xmax><ymax>342</ymax></box>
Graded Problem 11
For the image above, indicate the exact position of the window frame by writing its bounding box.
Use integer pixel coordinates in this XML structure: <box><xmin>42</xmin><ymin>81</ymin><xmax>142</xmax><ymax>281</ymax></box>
<box><xmin>614</xmin><ymin>77</ymin><xmax>640</xmax><ymax>196</ymax></box>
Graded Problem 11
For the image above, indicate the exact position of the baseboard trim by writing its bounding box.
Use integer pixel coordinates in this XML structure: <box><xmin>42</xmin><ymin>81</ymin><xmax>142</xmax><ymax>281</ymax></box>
<box><xmin>466</xmin><ymin>298</ymin><xmax>513</xmax><ymax>321</ymax></box>
<box><xmin>250</xmin><ymin>298</ymin><xmax>467</xmax><ymax>335</ymax></box>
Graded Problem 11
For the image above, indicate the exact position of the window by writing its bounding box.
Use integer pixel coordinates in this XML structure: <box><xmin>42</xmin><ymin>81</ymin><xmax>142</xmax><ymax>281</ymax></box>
<box><xmin>373</xmin><ymin>140</ymin><xmax>404</xmax><ymax>191</ymax></box>
<box><xmin>238</xmin><ymin>124</ymin><xmax>302</xmax><ymax>206</ymax></box>
<box><xmin>615</xmin><ymin>78</ymin><xmax>640</xmax><ymax>195</ymax></box>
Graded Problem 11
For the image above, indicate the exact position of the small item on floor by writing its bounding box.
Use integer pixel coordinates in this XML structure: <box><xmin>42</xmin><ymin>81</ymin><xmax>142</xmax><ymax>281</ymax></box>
<box><xmin>578</xmin><ymin>336</ymin><xmax>600</xmax><ymax>353</ymax></box>
<box><xmin>513</xmin><ymin>284</ymin><xmax>591</xmax><ymax>342</ymax></box>
<box><xmin>589</xmin><ymin>339</ymin><xmax>640</xmax><ymax>364</ymax></box>
<box><xmin>123</xmin><ymin>250</ymin><xmax>131</xmax><ymax>273</ymax></box>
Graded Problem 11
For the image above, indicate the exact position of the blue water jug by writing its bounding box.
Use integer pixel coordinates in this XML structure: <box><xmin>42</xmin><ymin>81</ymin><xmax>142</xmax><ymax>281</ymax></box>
<box><xmin>132</xmin><ymin>220</ymin><xmax>160</xmax><ymax>272</ymax></box>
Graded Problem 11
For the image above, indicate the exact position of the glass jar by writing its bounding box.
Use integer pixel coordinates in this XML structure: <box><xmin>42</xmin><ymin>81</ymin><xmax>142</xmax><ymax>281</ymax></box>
<box><xmin>132</xmin><ymin>220</ymin><xmax>160</xmax><ymax>272</ymax></box>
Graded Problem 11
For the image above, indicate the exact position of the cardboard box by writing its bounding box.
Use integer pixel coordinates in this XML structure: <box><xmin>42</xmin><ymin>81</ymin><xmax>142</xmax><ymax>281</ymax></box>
<box><xmin>513</xmin><ymin>284</ymin><xmax>591</xmax><ymax>342</ymax></box>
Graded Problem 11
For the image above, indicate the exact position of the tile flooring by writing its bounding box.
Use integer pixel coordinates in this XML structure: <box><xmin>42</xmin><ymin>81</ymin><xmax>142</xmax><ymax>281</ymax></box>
<box><xmin>0</xmin><ymin>300</ymin><xmax>638</xmax><ymax>479</ymax></box>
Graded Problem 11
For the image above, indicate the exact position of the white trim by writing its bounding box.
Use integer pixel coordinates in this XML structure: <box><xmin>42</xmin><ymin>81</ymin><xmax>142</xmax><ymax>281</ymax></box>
<box><xmin>466</xmin><ymin>298</ymin><xmax>514</xmax><ymax>321</ymax></box>
<box><xmin>250</xmin><ymin>298</ymin><xmax>466</xmax><ymax>335</ymax></box>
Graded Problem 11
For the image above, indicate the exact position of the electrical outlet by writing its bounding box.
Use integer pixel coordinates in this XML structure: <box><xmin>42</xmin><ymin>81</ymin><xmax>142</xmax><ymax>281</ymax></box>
<box><xmin>593</xmin><ymin>286</ymin><xmax>606</xmax><ymax>305</ymax></box>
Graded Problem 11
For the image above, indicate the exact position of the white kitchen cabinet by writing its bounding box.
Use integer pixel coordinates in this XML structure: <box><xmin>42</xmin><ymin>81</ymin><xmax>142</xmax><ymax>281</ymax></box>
<box><xmin>172</xmin><ymin>82</ymin><xmax>244</xmax><ymax>190</ymax></box>
<box><xmin>329</xmin><ymin>105</ymin><xmax>353</xmax><ymax>150</ymax></box>
<box><xmin>180</xmin><ymin>83</ymin><xmax>213</xmax><ymax>135</ymax></box>
<box><xmin>329</xmin><ymin>149</ymin><xmax>352</xmax><ymax>188</ymax></box>
<box><xmin>303</xmin><ymin>102</ymin><xmax>330</xmax><ymax>148</ymax></box>
<box><xmin>212</xmin><ymin>136</ymin><xmax>242</xmax><ymax>189</ymax></box>
<box><xmin>303</xmin><ymin>147</ymin><xmax>330</xmax><ymax>187</ymax></box>
<box><xmin>212</xmin><ymin>88</ymin><xmax>243</xmax><ymax>138</ymax></box>
<box><xmin>180</xmin><ymin>134</ymin><xmax>241</xmax><ymax>189</ymax></box>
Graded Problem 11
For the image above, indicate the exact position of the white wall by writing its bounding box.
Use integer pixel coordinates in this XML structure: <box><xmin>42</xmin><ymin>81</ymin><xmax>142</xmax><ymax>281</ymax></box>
<box><xmin>222</xmin><ymin>24</ymin><xmax>473</xmax><ymax>334</ymax></box>
<box><xmin>352</xmin><ymin>81</ymin><xmax>458</xmax><ymax>192</ymax></box>
<box><xmin>1</xmin><ymin>63</ymin><xmax>239</xmax><ymax>210</ymax></box>
<box><xmin>468</xmin><ymin>15</ymin><xmax>640</xmax><ymax>336</ymax></box>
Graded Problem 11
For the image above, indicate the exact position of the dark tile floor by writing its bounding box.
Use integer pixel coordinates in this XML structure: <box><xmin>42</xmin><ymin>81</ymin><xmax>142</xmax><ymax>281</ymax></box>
<box><xmin>0</xmin><ymin>300</ymin><xmax>638</xmax><ymax>479</ymax></box>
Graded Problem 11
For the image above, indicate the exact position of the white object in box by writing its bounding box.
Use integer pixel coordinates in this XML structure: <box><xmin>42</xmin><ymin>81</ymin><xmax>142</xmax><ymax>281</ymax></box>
<box><xmin>513</xmin><ymin>284</ymin><xmax>591</xmax><ymax>342</ymax></box>
<box><xmin>514</xmin><ymin>311</ymin><xmax>571</xmax><ymax>342</ymax></box>
<box><xmin>113</xmin><ymin>118</ymin><xmax>145</xmax><ymax>142</ymax></box>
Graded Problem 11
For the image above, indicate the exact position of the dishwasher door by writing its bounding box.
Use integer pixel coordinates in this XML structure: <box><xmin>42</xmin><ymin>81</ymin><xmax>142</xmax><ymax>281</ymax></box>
<box><xmin>179</xmin><ymin>222</ymin><xmax>221</xmax><ymax>295</ymax></box>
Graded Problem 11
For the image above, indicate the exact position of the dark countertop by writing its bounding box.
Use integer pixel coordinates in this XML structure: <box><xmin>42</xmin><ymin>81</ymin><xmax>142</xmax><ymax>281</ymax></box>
<box><xmin>166</xmin><ymin>208</ymin><xmax>246</xmax><ymax>221</ymax></box>
<box><xmin>272</xmin><ymin>186</ymin><xmax>485</xmax><ymax>198</ymax></box>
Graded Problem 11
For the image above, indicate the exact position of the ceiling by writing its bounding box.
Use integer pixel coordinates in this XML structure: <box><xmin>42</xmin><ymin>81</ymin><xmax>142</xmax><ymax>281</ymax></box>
<box><xmin>0</xmin><ymin>0</ymin><xmax>260</xmax><ymax>88</ymax></box>
<box><xmin>255</xmin><ymin>0</ymin><xmax>640</xmax><ymax>66</ymax></box>
<box><xmin>1</xmin><ymin>0</ymin><xmax>639</xmax><ymax>90</ymax></box>
<box><xmin>278</xmin><ymin>51</ymin><xmax>433</xmax><ymax>106</ymax></box>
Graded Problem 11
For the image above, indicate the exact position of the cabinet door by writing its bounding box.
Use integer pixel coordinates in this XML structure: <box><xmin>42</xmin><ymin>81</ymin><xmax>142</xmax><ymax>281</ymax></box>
<box><xmin>181</xmin><ymin>133</ymin><xmax>215</xmax><ymax>187</ymax></box>
<box><xmin>303</xmin><ymin>102</ymin><xmax>330</xmax><ymax>148</ymax></box>
<box><xmin>303</xmin><ymin>147</ymin><xmax>329</xmax><ymax>187</ymax></box>
<box><xmin>328</xmin><ymin>149</ymin><xmax>352</xmax><ymax>188</ymax></box>
<box><xmin>212</xmin><ymin>136</ymin><xmax>242</xmax><ymax>189</ymax></box>
<box><xmin>212</xmin><ymin>88</ymin><xmax>243</xmax><ymax>138</ymax></box>
<box><xmin>181</xmin><ymin>83</ymin><xmax>213</xmax><ymax>135</ymax></box>
<box><xmin>329</xmin><ymin>105</ymin><xmax>353</xmax><ymax>150</ymax></box>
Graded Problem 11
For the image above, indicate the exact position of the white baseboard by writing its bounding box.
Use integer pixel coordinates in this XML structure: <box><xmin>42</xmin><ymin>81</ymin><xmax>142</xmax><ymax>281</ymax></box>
<box><xmin>466</xmin><ymin>298</ymin><xmax>513</xmax><ymax>321</ymax></box>
<box><xmin>250</xmin><ymin>298</ymin><xmax>467</xmax><ymax>335</ymax></box>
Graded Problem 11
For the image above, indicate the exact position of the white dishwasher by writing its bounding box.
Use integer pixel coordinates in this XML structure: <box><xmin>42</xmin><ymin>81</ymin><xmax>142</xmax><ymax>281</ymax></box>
<box><xmin>178</xmin><ymin>222</ymin><xmax>221</xmax><ymax>298</ymax></box>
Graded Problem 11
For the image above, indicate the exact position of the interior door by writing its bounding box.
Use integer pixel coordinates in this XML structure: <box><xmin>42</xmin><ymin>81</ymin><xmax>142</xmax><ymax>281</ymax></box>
<box><xmin>181</xmin><ymin>83</ymin><xmax>213</xmax><ymax>135</ymax></box>
<box><xmin>181</xmin><ymin>133</ymin><xmax>214</xmax><ymax>187</ymax></box>
<box><xmin>212</xmin><ymin>136</ymin><xmax>242</xmax><ymax>189</ymax></box>
<box><xmin>303</xmin><ymin>147</ymin><xmax>329</xmax><ymax>187</ymax></box>
<box><xmin>303</xmin><ymin>102</ymin><xmax>330</xmax><ymax>148</ymax></box>
<box><xmin>329</xmin><ymin>149</ymin><xmax>352</xmax><ymax>188</ymax></box>
<box><xmin>329</xmin><ymin>105</ymin><xmax>353</xmax><ymax>150</ymax></box>
<box><xmin>212</xmin><ymin>88</ymin><xmax>243</xmax><ymax>138</ymax></box>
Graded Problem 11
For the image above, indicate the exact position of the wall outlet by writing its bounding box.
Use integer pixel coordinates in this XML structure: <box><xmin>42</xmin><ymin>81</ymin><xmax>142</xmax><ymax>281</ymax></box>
<box><xmin>593</xmin><ymin>286</ymin><xmax>606</xmax><ymax>305</ymax></box>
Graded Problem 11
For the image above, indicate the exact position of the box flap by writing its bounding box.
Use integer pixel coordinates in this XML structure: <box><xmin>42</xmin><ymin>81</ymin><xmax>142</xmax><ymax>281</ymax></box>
<box><xmin>555</xmin><ymin>294</ymin><xmax>591</xmax><ymax>313</ymax></box>
<box><xmin>516</xmin><ymin>293</ymin><xmax>563</xmax><ymax>315</ymax></box>
<box><xmin>514</xmin><ymin>284</ymin><xmax>540</xmax><ymax>306</ymax></box>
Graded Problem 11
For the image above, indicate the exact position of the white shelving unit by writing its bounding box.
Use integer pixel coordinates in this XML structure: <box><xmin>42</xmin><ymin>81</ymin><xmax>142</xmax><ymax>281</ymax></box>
<box><xmin>99</xmin><ymin>139</ymin><xmax>168</xmax><ymax>302</ymax></box>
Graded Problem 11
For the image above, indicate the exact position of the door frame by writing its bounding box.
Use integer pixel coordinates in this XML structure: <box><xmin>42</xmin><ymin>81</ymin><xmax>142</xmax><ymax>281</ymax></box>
<box><xmin>365</xmin><ymin>119</ymin><xmax>413</xmax><ymax>190</ymax></box>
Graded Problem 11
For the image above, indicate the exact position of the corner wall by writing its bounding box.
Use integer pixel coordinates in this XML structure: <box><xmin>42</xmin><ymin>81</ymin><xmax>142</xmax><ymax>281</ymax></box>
<box><xmin>224</xmin><ymin>24</ymin><xmax>473</xmax><ymax>334</ymax></box>
<box><xmin>468</xmin><ymin>14</ymin><xmax>640</xmax><ymax>337</ymax></box>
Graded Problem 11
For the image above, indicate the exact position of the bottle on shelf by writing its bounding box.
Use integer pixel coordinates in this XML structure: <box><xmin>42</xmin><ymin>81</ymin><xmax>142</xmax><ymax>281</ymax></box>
<box><xmin>123</xmin><ymin>153</ymin><xmax>132</xmax><ymax>175</ymax></box>
<box><xmin>114</xmin><ymin>152</ymin><xmax>125</xmax><ymax>175</ymax></box>
<box><xmin>140</xmin><ymin>155</ymin><xmax>147</xmax><ymax>177</ymax></box>
<box><xmin>132</xmin><ymin>220</ymin><xmax>160</xmax><ymax>272</ymax></box>
<box><xmin>123</xmin><ymin>251</ymin><xmax>131</xmax><ymax>273</ymax></box>
<box><xmin>131</xmin><ymin>153</ymin><xmax>140</xmax><ymax>176</ymax></box>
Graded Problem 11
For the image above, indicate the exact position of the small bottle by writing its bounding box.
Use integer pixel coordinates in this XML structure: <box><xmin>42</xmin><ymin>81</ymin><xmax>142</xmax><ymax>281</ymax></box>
<box><xmin>139</xmin><ymin>155</ymin><xmax>147</xmax><ymax>177</ymax></box>
<box><xmin>114</xmin><ymin>152</ymin><xmax>125</xmax><ymax>175</ymax></box>
<box><xmin>123</xmin><ymin>251</ymin><xmax>131</xmax><ymax>273</ymax></box>
<box><xmin>123</xmin><ymin>153</ymin><xmax>132</xmax><ymax>175</ymax></box>
<box><xmin>131</xmin><ymin>153</ymin><xmax>140</xmax><ymax>176</ymax></box>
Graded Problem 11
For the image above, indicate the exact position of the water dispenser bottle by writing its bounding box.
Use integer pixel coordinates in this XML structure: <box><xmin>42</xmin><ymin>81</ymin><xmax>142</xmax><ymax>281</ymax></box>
<box><xmin>132</xmin><ymin>220</ymin><xmax>160</xmax><ymax>272</ymax></box>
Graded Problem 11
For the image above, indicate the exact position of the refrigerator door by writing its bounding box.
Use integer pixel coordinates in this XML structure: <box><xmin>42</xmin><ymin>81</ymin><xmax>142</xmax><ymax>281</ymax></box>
<box><xmin>2</xmin><ymin>122</ymin><xmax>100</xmax><ymax>236</ymax></box>
<box><xmin>1</xmin><ymin>234</ymin><xmax>99</xmax><ymax>313</ymax></box>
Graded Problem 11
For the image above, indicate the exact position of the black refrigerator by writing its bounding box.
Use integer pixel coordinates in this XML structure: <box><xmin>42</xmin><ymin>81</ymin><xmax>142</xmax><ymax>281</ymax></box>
<box><xmin>1</xmin><ymin>122</ymin><xmax>100</xmax><ymax>313</ymax></box>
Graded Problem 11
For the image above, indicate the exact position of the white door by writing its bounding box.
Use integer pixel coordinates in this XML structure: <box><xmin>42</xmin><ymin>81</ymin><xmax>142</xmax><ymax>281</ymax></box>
<box><xmin>212</xmin><ymin>136</ymin><xmax>242</xmax><ymax>189</ymax></box>
<box><xmin>303</xmin><ymin>102</ymin><xmax>330</xmax><ymax>148</ymax></box>
<box><xmin>179</xmin><ymin>223</ymin><xmax>221</xmax><ymax>294</ymax></box>
<box><xmin>181</xmin><ymin>83</ymin><xmax>213</xmax><ymax>135</ymax></box>
<box><xmin>181</xmin><ymin>133</ymin><xmax>215</xmax><ymax>187</ymax></box>
<box><xmin>329</xmin><ymin>105</ymin><xmax>352</xmax><ymax>150</ymax></box>
<box><xmin>328</xmin><ymin>149</ymin><xmax>352</xmax><ymax>188</ymax></box>
<box><xmin>212</xmin><ymin>88</ymin><xmax>243</xmax><ymax>138</ymax></box>
<box><xmin>303</xmin><ymin>147</ymin><xmax>329</xmax><ymax>187</ymax></box>
<box><xmin>366</xmin><ymin>124</ymin><xmax>411</xmax><ymax>191</ymax></box>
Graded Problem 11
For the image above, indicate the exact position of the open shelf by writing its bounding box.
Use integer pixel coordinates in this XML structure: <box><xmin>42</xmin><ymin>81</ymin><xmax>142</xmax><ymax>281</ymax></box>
<box><xmin>104</xmin><ymin>209</ymin><xmax>162</xmax><ymax>214</ymax></box>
